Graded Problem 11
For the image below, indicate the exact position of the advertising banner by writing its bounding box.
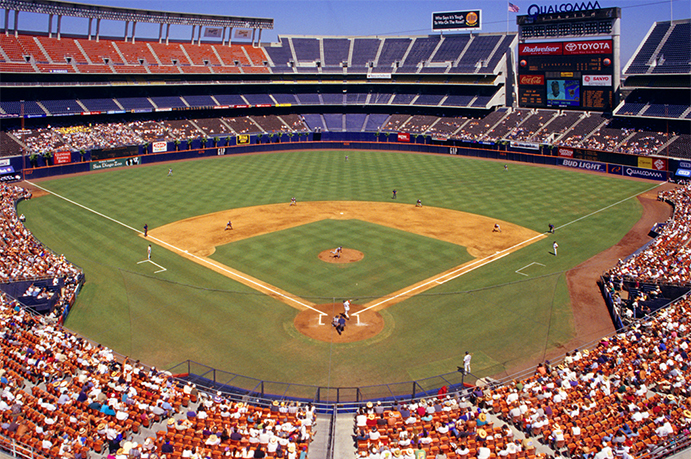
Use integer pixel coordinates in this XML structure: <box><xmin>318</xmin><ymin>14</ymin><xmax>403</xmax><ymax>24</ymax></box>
<box><xmin>432</xmin><ymin>10</ymin><xmax>481</xmax><ymax>31</ymax></box>
<box><xmin>559</xmin><ymin>158</ymin><xmax>606</xmax><ymax>173</ymax></box>
<box><xmin>510</xmin><ymin>141</ymin><xmax>540</xmax><ymax>150</ymax></box>
<box><xmin>152</xmin><ymin>141</ymin><xmax>167</xmax><ymax>153</ymax></box>
<box><xmin>607</xmin><ymin>164</ymin><xmax>623</xmax><ymax>175</ymax></box>
<box><xmin>90</xmin><ymin>157</ymin><xmax>140</xmax><ymax>171</ymax></box>
<box><xmin>0</xmin><ymin>159</ymin><xmax>10</xmax><ymax>166</ymax></box>
<box><xmin>518</xmin><ymin>43</ymin><xmax>563</xmax><ymax>56</ymax></box>
<box><xmin>675</xmin><ymin>169</ymin><xmax>691</xmax><ymax>177</ymax></box>
<box><xmin>638</xmin><ymin>157</ymin><xmax>652</xmax><ymax>169</ymax></box>
<box><xmin>623</xmin><ymin>166</ymin><xmax>667</xmax><ymax>181</ymax></box>
<box><xmin>651</xmin><ymin>158</ymin><xmax>667</xmax><ymax>171</ymax></box>
<box><xmin>397</xmin><ymin>133</ymin><xmax>411</xmax><ymax>142</ymax></box>
<box><xmin>582</xmin><ymin>75</ymin><xmax>612</xmax><ymax>86</ymax></box>
<box><xmin>558</xmin><ymin>147</ymin><xmax>574</xmax><ymax>157</ymax></box>
<box><xmin>0</xmin><ymin>166</ymin><xmax>15</xmax><ymax>175</ymax></box>
<box><xmin>563</xmin><ymin>40</ymin><xmax>612</xmax><ymax>55</ymax></box>
<box><xmin>54</xmin><ymin>151</ymin><xmax>71</xmax><ymax>164</ymax></box>
<box><xmin>519</xmin><ymin>75</ymin><xmax>545</xmax><ymax>85</ymax></box>
<box><xmin>237</xmin><ymin>135</ymin><xmax>250</xmax><ymax>145</ymax></box>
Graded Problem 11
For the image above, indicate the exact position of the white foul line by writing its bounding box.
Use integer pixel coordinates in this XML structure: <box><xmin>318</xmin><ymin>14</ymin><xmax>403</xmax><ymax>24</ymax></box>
<box><xmin>354</xmin><ymin>181</ymin><xmax>664</xmax><ymax>317</ymax></box>
<box><xmin>515</xmin><ymin>262</ymin><xmax>545</xmax><ymax>277</ymax></box>
<box><xmin>137</xmin><ymin>259</ymin><xmax>167</xmax><ymax>274</ymax></box>
<box><xmin>26</xmin><ymin>181</ymin><xmax>325</xmax><ymax>316</ymax></box>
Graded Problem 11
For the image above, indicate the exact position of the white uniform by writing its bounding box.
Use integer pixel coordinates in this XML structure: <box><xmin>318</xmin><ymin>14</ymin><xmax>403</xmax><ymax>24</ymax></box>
<box><xmin>553</xmin><ymin>242</ymin><xmax>559</xmax><ymax>256</ymax></box>
<box><xmin>343</xmin><ymin>300</ymin><xmax>350</xmax><ymax>319</ymax></box>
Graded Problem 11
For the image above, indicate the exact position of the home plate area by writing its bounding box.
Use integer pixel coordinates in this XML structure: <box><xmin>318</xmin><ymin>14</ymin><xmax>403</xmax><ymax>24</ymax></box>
<box><xmin>293</xmin><ymin>303</ymin><xmax>384</xmax><ymax>343</ymax></box>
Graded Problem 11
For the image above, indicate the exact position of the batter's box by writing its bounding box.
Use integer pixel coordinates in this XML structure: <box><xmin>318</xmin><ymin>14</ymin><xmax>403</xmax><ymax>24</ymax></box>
<box><xmin>515</xmin><ymin>262</ymin><xmax>545</xmax><ymax>277</ymax></box>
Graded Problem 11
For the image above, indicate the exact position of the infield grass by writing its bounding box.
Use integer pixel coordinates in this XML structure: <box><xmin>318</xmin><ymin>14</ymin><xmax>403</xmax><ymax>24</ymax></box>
<box><xmin>18</xmin><ymin>150</ymin><xmax>658</xmax><ymax>387</ymax></box>
<box><xmin>210</xmin><ymin>219</ymin><xmax>473</xmax><ymax>300</ymax></box>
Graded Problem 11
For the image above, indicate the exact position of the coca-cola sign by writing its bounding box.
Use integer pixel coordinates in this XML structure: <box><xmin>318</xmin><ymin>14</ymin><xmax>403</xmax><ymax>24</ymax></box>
<box><xmin>519</xmin><ymin>75</ymin><xmax>545</xmax><ymax>85</ymax></box>
<box><xmin>519</xmin><ymin>43</ymin><xmax>562</xmax><ymax>56</ymax></box>
<box><xmin>563</xmin><ymin>39</ymin><xmax>612</xmax><ymax>55</ymax></box>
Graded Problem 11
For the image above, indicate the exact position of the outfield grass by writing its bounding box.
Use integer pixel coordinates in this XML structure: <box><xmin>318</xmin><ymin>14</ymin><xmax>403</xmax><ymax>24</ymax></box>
<box><xmin>17</xmin><ymin>150</ymin><xmax>657</xmax><ymax>388</ymax></box>
<box><xmin>210</xmin><ymin>219</ymin><xmax>473</xmax><ymax>300</ymax></box>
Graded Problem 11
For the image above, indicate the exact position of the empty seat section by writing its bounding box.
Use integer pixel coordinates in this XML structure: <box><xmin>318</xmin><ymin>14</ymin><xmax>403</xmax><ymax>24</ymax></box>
<box><xmin>0</xmin><ymin>100</ymin><xmax>45</xmax><ymax>116</ymax></box>
<box><xmin>323</xmin><ymin>113</ymin><xmax>343</xmax><ymax>131</ymax></box>
<box><xmin>414</xmin><ymin>94</ymin><xmax>444</xmax><ymax>106</ymax></box>
<box><xmin>0</xmin><ymin>62</ymin><xmax>35</xmax><ymax>72</ymax></box>
<box><xmin>320</xmin><ymin>93</ymin><xmax>343</xmax><ymax>105</ymax></box>
<box><xmin>243</xmin><ymin>94</ymin><xmax>274</xmax><ymax>106</ymax></box>
<box><xmin>400</xmin><ymin>36</ymin><xmax>440</xmax><ymax>69</ymax></box>
<box><xmin>365</xmin><ymin>114</ymin><xmax>389</xmax><ymax>131</ymax></box>
<box><xmin>182</xmin><ymin>95</ymin><xmax>216</xmax><ymax>107</ymax></box>
<box><xmin>77</xmin><ymin>39</ymin><xmax>124</xmax><ymax>64</ymax></box>
<box><xmin>391</xmin><ymin>93</ymin><xmax>416</xmax><ymax>105</ymax></box>
<box><xmin>0</xmin><ymin>35</ymin><xmax>28</xmax><ymax>61</ymax></box>
<box><xmin>117</xmin><ymin>97</ymin><xmax>155</xmax><ymax>110</ymax></box>
<box><xmin>345</xmin><ymin>114</ymin><xmax>367</xmax><ymax>131</ymax></box>
<box><xmin>370</xmin><ymin>93</ymin><xmax>393</xmax><ymax>104</ymax></box>
<box><xmin>272</xmin><ymin>94</ymin><xmax>299</xmax><ymax>105</ymax></box>
<box><xmin>442</xmin><ymin>94</ymin><xmax>475</xmax><ymax>107</ymax></box>
<box><xmin>213</xmin><ymin>94</ymin><xmax>247</xmax><ymax>106</ymax></box>
<box><xmin>80</xmin><ymin>98</ymin><xmax>120</xmax><ymax>112</ymax></box>
<box><xmin>430</xmin><ymin>35</ymin><xmax>469</xmax><ymax>62</ymax></box>
<box><xmin>292</xmin><ymin>38</ymin><xmax>320</xmax><ymax>63</ymax></box>
<box><xmin>148</xmin><ymin>42</ymin><xmax>190</xmax><ymax>65</ymax></box>
<box><xmin>37</xmin><ymin>37</ymin><xmax>88</xmax><ymax>64</ymax></box>
<box><xmin>374</xmin><ymin>38</ymin><xmax>410</xmax><ymax>71</ymax></box>
<box><xmin>213</xmin><ymin>45</ymin><xmax>251</xmax><ymax>66</ymax></box>
<box><xmin>322</xmin><ymin>38</ymin><xmax>350</xmax><ymax>67</ymax></box>
<box><xmin>150</xmin><ymin>97</ymin><xmax>186</xmax><ymax>109</ymax></box>
<box><xmin>456</xmin><ymin>35</ymin><xmax>502</xmax><ymax>71</ymax></box>
<box><xmin>625</xmin><ymin>22</ymin><xmax>670</xmax><ymax>74</ymax></box>
<box><xmin>265</xmin><ymin>41</ymin><xmax>293</xmax><ymax>68</ymax></box>
<box><xmin>40</xmin><ymin>99</ymin><xmax>82</xmax><ymax>116</ymax></box>
<box><xmin>296</xmin><ymin>93</ymin><xmax>321</xmax><ymax>105</ymax></box>
<box><xmin>16</xmin><ymin>36</ymin><xmax>49</xmax><ymax>62</ymax></box>
<box><xmin>302</xmin><ymin>114</ymin><xmax>324</xmax><ymax>131</ymax></box>
<box><xmin>115</xmin><ymin>41</ymin><xmax>157</xmax><ymax>65</ymax></box>
<box><xmin>350</xmin><ymin>38</ymin><xmax>380</xmax><ymax>69</ymax></box>
<box><xmin>652</xmin><ymin>22</ymin><xmax>691</xmax><ymax>74</ymax></box>
<box><xmin>181</xmin><ymin>43</ymin><xmax>222</xmax><ymax>66</ymax></box>
<box><xmin>345</xmin><ymin>93</ymin><xmax>368</xmax><ymax>104</ymax></box>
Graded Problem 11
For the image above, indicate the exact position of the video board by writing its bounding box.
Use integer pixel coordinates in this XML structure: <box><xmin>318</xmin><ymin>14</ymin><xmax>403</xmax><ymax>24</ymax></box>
<box><xmin>517</xmin><ymin>39</ymin><xmax>614</xmax><ymax>111</ymax></box>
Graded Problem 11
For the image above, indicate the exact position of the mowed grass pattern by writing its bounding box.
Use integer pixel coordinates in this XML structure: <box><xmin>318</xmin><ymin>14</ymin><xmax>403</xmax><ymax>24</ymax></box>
<box><xmin>210</xmin><ymin>219</ymin><xmax>473</xmax><ymax>299</ymax></box>
<box><xmin>17</xmin><ymin>150</ymin><xmax>658</xmax><ymax>387</ymax></box>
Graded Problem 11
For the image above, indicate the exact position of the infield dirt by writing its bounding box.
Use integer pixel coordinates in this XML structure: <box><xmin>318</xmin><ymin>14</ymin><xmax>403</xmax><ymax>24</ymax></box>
<box><xmin>148</xmin><ymin>200</ymin><xmax>544</xmax><ymax>342</ymax></box>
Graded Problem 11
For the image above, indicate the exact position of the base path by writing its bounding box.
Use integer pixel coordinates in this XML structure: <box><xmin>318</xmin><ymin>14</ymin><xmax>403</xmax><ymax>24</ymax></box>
<box><xmin>149</xmin><ymin>201</ymin><xmax>544</xmax><ymax>342</ymax></box>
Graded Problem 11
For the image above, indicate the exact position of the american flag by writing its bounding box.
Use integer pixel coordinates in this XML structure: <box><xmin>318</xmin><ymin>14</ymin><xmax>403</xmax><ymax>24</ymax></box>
<box><xmin>508</xmin><ymin>2</ymin><xmax>520</xmax><ymax>12</ymax></box>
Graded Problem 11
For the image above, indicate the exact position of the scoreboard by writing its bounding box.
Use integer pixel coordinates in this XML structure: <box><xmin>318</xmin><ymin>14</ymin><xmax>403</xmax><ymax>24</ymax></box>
<box><xmin>517</xmin><ymin>39</ymin><xmax>614</xmax><ymax>111</ymax></box>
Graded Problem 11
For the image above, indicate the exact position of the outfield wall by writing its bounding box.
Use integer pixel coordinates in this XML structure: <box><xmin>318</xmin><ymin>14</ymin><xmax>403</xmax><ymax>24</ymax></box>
<box><xmin>16</xmin><ymin>133</ymin><xmax>671</xmax><ymax>182</ymax></box>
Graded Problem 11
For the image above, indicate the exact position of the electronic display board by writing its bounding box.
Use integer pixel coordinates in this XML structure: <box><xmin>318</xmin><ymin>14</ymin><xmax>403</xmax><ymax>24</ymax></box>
<box><xmin>517</xmin><ymin>39</ymin><xmax>614</xmax><ymax>111</ymax></box>
<box><xmin>432</xmin><ymin>10</ymin><xmax>482</xmax><ymax>31</ymax></box>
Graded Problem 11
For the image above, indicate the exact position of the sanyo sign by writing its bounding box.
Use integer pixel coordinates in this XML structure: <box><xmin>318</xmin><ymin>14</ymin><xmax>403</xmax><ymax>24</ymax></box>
<box><xmin>527</xmin><ymin>1</ymin><xmax>602</xmax><ymax>16</ymax></box>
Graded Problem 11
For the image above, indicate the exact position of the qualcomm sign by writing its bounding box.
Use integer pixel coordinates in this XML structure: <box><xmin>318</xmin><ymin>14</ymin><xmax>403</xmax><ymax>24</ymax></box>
<box><xmin>527</xmin><ymin>1</ymin><xmax>601</xmax><ymax>16</ymax></box>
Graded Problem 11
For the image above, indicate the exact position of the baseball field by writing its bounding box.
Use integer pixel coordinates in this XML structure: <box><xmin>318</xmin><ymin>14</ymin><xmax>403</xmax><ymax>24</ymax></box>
<box><xmin>17</xmin><ymin>149</ymin><xmax>658</xmax><ymax>392</ymax></box>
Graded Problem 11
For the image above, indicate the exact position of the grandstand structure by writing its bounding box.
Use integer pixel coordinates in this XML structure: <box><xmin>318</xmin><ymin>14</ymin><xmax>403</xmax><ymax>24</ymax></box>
<box><xmin>614</xmin><ymin>18</ymin><xmax>691</xmax><ymax>159</ymax></box>
<box><xmin>0</xmin><ymin>1</ymin><xmax>690</xmax><ymax>458</ymax></box>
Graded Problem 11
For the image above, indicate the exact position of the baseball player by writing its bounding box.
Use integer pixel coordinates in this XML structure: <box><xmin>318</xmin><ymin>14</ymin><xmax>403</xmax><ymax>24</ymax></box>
<box><xmin>392</xmin><ymin>189</ymin><xmax>397</xmax><ymax>199</ymax></box>
<box><xmin>493</xmin><ymin>223</ymin><xmax>501</xmax><ymax>232</ymax></box>
<box><xmin>553</xmin><ymin>241</ymin><xmax>559</xmax><ymax>256</ymax></box>
<box><xmin>290</xmin><ymin>197</ymin><xmax>297</xmax><ymax>206</ymax></box>
<box><xmin>548</xmin><ymin>223</ymin><xmax>555</xmax><ymax>233</ymax></box>
<box><xmin>416</xmin><ymin>199</ymin><xmax>422</xmax><ymax>207</ymax></box>
<box><xmin>143</xmin><ymin>224</ymin><xmax>148</xmax><ymax>237</ymax></box>
<box><xmin>463</xmin><ymin>351</ymin><xmax>472</xmax><ymax>374</ymax></box>
<box><xmin>168</xmin><ymin>168</ymin><xmax>173</xmax><ymax>176</ymax></box>
<box><xmin>147</xmin><ymin>244</ymin><xmax>152</xmax><ymax>260</ymax></box>
<box><xmin>225</xmin><ymin>221</ymin><xmax>233</xmax><ymax>230</ymax></box>
<box><xmin>343</xmin><ymin>299</ymin><xmax>351</xmax><ymax>319</ymax></box>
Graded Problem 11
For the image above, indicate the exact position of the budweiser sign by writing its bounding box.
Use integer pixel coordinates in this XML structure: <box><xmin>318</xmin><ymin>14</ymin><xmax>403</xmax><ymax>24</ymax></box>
<box><xmin>563</xmin><ymin>40</ymin><xmax>612</xmax><ymax>55</ymax></box>
<box><xmin>519</xmin><ymin>75</ymin><xmax>545</xmax><ymax>85</ymax></box>
<box><xmin>519</xmin><ymin>42</ymin><xmax>562</xmax><ymax>56</ymax></box>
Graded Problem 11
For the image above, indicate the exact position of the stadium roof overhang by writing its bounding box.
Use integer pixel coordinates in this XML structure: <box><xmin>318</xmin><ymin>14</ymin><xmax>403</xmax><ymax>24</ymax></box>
<box><xmin>0</xmin><ymin>0</ymin><xmax>273</xmax><ymax>28</ymax></box>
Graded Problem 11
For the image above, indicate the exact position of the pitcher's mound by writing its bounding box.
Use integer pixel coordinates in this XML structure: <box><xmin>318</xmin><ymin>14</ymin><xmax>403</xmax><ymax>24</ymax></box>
<box><xmin>318</xmin><ymin>248</ymin><xmax>364</xmax><ymax>264</ymax></box>
<box><xmin>294</xmin><ymin>304</ymin><xmax>384</xmax><ymax>342</ymax></box>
